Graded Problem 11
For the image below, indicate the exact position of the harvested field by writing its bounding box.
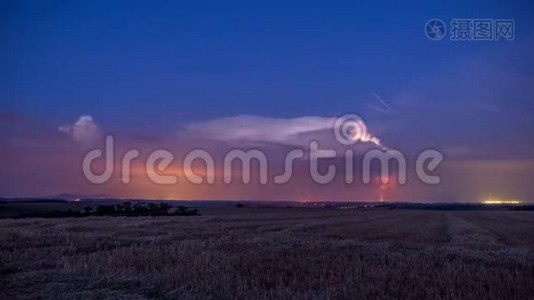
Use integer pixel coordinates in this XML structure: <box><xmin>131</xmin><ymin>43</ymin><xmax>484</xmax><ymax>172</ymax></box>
<box><xmin>1</xmin><ymin>209</ymin><xmax>533</xmax><ymax>299</ymax></box>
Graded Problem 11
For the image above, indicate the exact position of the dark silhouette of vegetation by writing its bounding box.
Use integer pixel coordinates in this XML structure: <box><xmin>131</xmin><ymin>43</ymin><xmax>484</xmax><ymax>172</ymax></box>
<box><xmin>14</xmin><ymin>202</ymin><xmax>200</xmax><ymax>218</ymax></box>
<box><xmin>235</xmin><ymin>203</ymin><xmax>244</xmax><ymax>208</ymax></box>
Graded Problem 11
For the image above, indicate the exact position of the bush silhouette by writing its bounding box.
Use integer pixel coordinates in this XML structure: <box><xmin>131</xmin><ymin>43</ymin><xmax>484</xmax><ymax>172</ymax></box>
<box><xmin>15</xmin><ymin>202</ymin><xmax>200</xmax><ymax>218</ymax></box>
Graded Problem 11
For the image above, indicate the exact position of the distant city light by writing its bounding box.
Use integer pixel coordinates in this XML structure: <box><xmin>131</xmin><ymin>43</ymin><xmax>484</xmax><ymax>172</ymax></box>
<box><xmin>481</xmin><ymin>198</ymin><xmax>521</xmax><ymax>205</ymax></box>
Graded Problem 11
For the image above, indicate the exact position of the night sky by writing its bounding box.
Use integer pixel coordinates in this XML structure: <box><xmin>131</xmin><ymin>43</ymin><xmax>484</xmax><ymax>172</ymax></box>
<box><xmin>1</xmin><ymin>0</ymin><xmax>534</xmax><ymax>202</ymax></box>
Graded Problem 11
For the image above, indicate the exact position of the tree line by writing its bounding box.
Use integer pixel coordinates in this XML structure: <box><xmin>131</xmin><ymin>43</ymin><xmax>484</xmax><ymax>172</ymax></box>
<box><xmin>16</xmin><ymin>202</ymin><xmax>200</xmax><ymax>218</ymax></box>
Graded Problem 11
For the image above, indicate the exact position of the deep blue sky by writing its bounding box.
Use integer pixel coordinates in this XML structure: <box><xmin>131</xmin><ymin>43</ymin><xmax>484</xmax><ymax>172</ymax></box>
<box><xmin>2</xmin><ymin>0</ymin><xmax>533</xmax><ymax>130</ymax></box>
<box><xmin>1</xmin><ymin>0</ymin><xmax>534</xmax><ymax>200</ymax></box>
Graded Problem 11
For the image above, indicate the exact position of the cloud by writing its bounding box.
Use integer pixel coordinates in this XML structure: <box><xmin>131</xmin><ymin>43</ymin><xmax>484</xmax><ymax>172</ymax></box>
<box><xmin>59</xmin><ymin>115</ymin><xmax>102</xmax><ymax>146</ymax></box>
<box><xmin>183</xmin><ymin>115</ymin><xmax>331</xmax><ymax>144</ymax></box>
<box><xmin>181</xmin><ymin>114</ymin><xmax>383</xmax><ymax>149</ymax></box>
<box><xmin>368</xmin><ymin>92</ymin><xmax>394</xmax><ymax>115</ymax></box>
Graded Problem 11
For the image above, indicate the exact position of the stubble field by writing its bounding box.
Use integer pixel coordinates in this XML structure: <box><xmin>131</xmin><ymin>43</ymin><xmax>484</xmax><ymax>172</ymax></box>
<box><xmin>1</xmin><ymin>208</ymin><xmax>533</xmax><ymax>299</ymax></box>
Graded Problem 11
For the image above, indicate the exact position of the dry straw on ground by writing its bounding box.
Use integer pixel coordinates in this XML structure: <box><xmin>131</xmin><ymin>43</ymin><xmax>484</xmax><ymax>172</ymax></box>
<box><xmin>1</xmin><ymin>209</ymin><xmax>534</xmax><ymax>299</ymax></box>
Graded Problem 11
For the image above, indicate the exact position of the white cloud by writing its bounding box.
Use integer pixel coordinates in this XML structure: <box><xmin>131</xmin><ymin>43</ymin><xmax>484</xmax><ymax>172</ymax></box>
<box><xmin>181</xmin><ymin>114</ymin><xmax>383</xmax><ymax>148</ymax></box>
<box><xmin>183</xmin><ymin>115</ymin><xmax>332</xmax><ymax>144</ymax></box>
<box><xmin>59</xmin><ymin>115</ymin><xmax>102</xmax><ymax>146</ymax></box>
